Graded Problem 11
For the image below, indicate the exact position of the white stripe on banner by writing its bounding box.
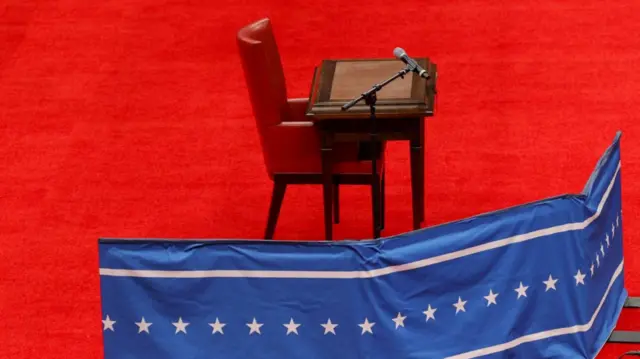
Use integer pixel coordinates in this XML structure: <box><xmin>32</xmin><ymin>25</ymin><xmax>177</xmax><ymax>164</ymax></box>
<box><xmin>445</xmin><ymin>259</ymin><xmax>624</xmax><ymax>359</ymax></box>
<box><xmin>99</xmin><ymin>162</ymin><xmax>621</xmax><ymax>279</ymax></box>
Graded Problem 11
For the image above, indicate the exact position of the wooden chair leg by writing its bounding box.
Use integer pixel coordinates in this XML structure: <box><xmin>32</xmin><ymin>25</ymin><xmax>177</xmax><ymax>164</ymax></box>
<box><xmin>264</xmin><ymin>180</ymin><xmax>286</xmax><ymax>239</ymax></box>
<box><xmin>322</xmin><ymin>172</ymin><xmax>333</xmax><ymax>241</ymax></box>
<box><xmin>333</xmin><ymin>176</ymin><xmax>340</xmax><ymax>224</ymax></box>
<box><xmin>371</xmin><ymin>173</ymin><xmax>381</xmax><ymax>239</ymax></box>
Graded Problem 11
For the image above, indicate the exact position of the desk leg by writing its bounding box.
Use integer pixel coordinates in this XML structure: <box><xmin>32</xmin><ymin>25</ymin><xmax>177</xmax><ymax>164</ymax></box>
<box><xmin>410</xmin><ymin>119</ymin><xmax>425</xmax><ymax>230</ymax></box>
<box><xmin>371</xmin><ymin>167</ymin><xmax>381</xmax><ymax>239</ymax></box>
<box><xmin>321</xmin><ymin>137</ymin><xmax>334</xmax><ymax>241</ymax></box>
<box><xmin>419</xmin><ymin>132</ymin><xmax>425</xmax><ymax>223</ymax></box>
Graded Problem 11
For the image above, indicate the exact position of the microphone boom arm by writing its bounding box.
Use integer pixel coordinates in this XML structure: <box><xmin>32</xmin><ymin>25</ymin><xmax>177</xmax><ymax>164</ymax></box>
<box><xmin>341</xmin><ymin>65</ymin><xmax>412</xmax><ymax>111</ymax></box>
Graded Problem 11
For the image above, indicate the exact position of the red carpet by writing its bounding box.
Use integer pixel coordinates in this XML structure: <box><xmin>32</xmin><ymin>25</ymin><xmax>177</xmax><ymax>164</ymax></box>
<box><xmin>1</xmin><ymin>0</ymin><xmax>639</xmax><ymax>357</ymax></box>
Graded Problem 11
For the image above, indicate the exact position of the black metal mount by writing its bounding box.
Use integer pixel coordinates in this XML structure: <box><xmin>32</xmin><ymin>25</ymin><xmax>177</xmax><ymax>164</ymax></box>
<box><xmin>341</xmin><ymin>66</ymin><xmax>412</xmax><ymax>237</ymax></box>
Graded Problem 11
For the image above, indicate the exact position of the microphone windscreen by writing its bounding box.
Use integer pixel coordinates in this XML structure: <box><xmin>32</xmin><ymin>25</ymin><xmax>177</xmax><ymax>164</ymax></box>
<box><xmin>393</xmin><ymin>47</ymin><xmax>406</xmax><ymax>59</ymax></box>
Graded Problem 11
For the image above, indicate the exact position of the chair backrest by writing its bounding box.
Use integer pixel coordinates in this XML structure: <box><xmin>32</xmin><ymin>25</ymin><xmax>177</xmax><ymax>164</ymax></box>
<box><xmin>237</xmin><ymin>18</ymin><xmax>290</xmax><ymax>177</ymax></box>
<box><xmin>237</xmin><ymin>18</ymin><xmax>288</xmax><ymax>129</ymax></box>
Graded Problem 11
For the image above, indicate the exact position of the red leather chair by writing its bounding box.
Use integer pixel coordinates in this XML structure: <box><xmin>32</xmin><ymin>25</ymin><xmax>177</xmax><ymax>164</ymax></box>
<box><xmin>236</xmin><ymin>18</ymin><xmax>385</xmax><ymax>240</ymax></box>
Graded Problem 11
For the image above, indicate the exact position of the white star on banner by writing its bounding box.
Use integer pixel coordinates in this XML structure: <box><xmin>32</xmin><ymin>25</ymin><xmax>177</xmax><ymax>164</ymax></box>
<box><xmin>484</xmin><ymin>290</ymin><xmax>498</xmax><ymax>306</ymax></box>
<box><xmin>515</xmin><ymin>282</ymin><xmax>529</xmax><ymax>299</ymax></box>
<box><xmin>596</xmin><ymin>253</ymin><xmax>601</xmax><ymax>267</ymax></box>
<box><xmin>612</xmin><ymin>223</ymin><xmax>615</xmax><ymax>237</ymax></box>
<box><xmin>543</xmin><ymin>275</ymin><xmax>558</xmax><ymax>292</ymax></box>
<box><xmin>102</xmin><ymin>315</ymin><xmax>116</xmax><ymax>332</ymax></box>
<box><xmin>601</xmin><ymin>244</ymin><xmax>605</xmax><ymax>257</ymax></box>
<box><xmin>173</xmin><ymin>317</ymin><xmax>189</xmax><ymax>334</ymax></box>
<box><xmin>605</xmin><ymin>234</ymin><xmax>610</xmax><ymax>247</ymax></box>
<box><xmin>283</xmin><ymin>318</ymin><xmax>301</xmax><ymax>335</ymax></box>
<box><xmin>574</xmin><ymin>270</ymin><xmax>586</xmax><ymax>285</ymax></box>
<box><xmin>590</xmin><ymin>263</ymin><xmax>595</xmax><ymax>277</ymax></box>
<box><xmin>358</xmin><ymin>318</ymin><xmax>375</xmax><ymax>335</ymax></box>
<box><xmin>617</xmin><ymin>214</ymin><xmax>620</xmax><ymax>227</ymax></box>
<box><xmin>392</xmin><ymin>313</ymin><xmax>407</xmax><ymax>329</ymax></box>
<box><xmin>247</xmin><ymin>318</ymin><xmax>263</xmax><ymax>335</ymax></box>
<box><xmin>423</xmin><ymin>305</ymin><xmax>437</xmax><ymax>322</ymax></box>
<box><xmin>209</xmin><ymin>318</ymin><xmax>225</xmax><ymax>335</ymax></box>
<box><xmin>453</xmin><ymin>297</ymin><xmax>467</xmax><ymax>314</ymax></box>
<box><xmin>321</xmin><ymin>319</ymin><xmax>338</xmax><ymax>335</ymax></box>
<box><xmin>135</xmin><ymin>317</ymin><xmax>152</xmax><ymax>334</ymax></box>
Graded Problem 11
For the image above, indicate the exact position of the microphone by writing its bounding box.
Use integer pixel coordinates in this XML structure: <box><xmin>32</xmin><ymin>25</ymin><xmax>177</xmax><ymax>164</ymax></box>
<box><xmin>393</xmin><ymin>47</ymin><xmax>430</xmax><ymax>79</ymax></box>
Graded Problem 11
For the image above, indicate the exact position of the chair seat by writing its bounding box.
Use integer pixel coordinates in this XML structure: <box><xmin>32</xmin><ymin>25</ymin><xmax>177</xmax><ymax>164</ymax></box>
<box><xmin>269</xmin><ymin>141</ymin><xmax>385</xmax><ymax>175</ymax></box>
<box><xmin>265</xmin><ymin>97</ymin><xmax>385</xmax><ymax>176</ymax></box>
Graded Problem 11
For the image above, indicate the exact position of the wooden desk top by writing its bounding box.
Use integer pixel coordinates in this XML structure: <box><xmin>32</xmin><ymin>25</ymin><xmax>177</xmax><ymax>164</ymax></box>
<box><xmin>306</xmin><ymin>58</ymin><xmax>437</xmax><ymax>120</ymax></box>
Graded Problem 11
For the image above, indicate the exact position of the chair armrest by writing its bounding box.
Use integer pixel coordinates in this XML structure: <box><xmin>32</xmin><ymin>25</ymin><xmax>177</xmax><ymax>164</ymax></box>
<box><xmin>284</xmin><ymin>98</ymin><xmax>310</xmax><ymax>122</ymax></box>
<box><xmin>262</xmin><ymin>121</ymin><xmax>322</xmax><ymax>171</ymax></box>
<box><xmin>279</xmin><ymin>121</ymin><xmax>313</xmax><ymax>127</ymax></box>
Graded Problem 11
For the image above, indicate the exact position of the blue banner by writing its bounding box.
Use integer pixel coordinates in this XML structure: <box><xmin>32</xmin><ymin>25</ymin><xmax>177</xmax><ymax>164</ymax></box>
<box><xmin>99</xmin><ymin>132</ymin><xmax>626</xmax><ymax>358</ymax></box>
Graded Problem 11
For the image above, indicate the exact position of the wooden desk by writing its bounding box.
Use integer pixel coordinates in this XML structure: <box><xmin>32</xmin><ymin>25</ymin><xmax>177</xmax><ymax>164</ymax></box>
<box><xmin>306</xmin><ymin>58</ymin><xmax>437</xmax><ymax>240</ymax></box>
